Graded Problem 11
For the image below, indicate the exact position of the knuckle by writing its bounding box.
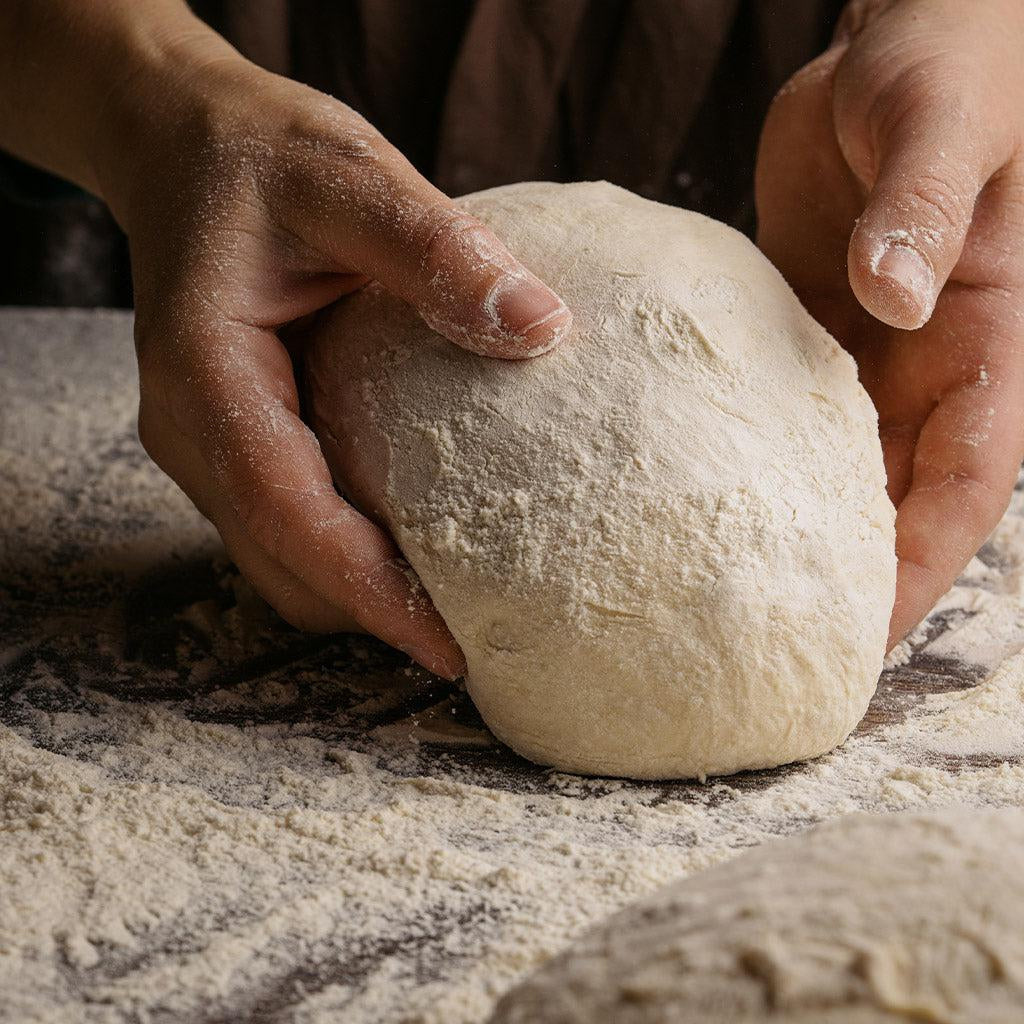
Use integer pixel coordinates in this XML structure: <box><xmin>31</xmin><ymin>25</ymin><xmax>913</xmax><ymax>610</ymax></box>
<box><xmin>416</xmin><ymin>206</ymin><xmax>493</xmax><ymax>278</ymax></box>
<box><xmin>906</xmin><ymin>174</ymin><xmax>968</xmax><ymax>234</ymax></box>
<box><xmin>874</xmin><ymin>57</ymin><xmax>965</xmax><ymax>132</ymax></box>
<box><xmin>278</xmin><ymin>102</ymin><xmax>386</xmax><ymax>198</ymax></box>
<box><xmin>286</xmin><ymin>95</ymin><xmax>379</xmax><ymax>153</ymax></box>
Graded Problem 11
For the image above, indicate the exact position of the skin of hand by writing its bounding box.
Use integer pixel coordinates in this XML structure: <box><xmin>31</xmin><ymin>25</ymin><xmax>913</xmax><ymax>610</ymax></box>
<box><xmin>0</xmin><ymin>2</ymin><xmax>572</xmax><ymax>679</ymax></box>
<box><xmin>756</xmin><ymin>0</ymin><xmax>1024</xmax><ymax>648</ymax></box>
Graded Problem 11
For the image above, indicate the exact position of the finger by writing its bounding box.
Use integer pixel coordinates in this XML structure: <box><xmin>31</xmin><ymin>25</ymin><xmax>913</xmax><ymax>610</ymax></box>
<box><xmin>291</xmin><ymin>114</ymin><xmax>573</xmax><ymax>359</ymax></box>
<box><xmin>756</xmin><ymin>49</ymin><xmax>857</xmax><ymax>293</ymax></box>
<box><xmin>843</xmin><ymin>109</ymin><xmax>990</xmax><ymax>331</ymax></box>
<box><xmin>146</xmin><ymin>426</ymin><xmax>361</xmax><ymax>634</ymax></box>
<box><xmin>138</xmin><ymin>317</ymin><xmax>466</xmax><ymax>678</ymax></box>
<box><xmin>887</xmin><ymin>354</ymin><xmax>1024</xmax><ymax>646</ymax></box>
<box><xmin>222</xmin><ymin>544</ymin><xmax>362</xmax><ymax>636</ymax></box>
<box><xmin>397</xmin><ymin>204</ymin><xmax>574</xmax><ymax>359</ymax></box>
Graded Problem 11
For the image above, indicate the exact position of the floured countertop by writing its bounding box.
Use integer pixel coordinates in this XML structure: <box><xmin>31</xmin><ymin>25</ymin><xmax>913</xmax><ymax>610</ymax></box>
<box><xmin>2</xmin><ymin>308</ymin><xmax>1023</xmax><ymax>1024</ymax></box>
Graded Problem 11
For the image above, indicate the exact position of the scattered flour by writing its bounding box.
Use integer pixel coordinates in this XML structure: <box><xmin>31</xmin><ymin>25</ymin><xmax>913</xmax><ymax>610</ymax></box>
<box><xmin>2</xmin><ymin>310</ymin><xmax>1024</xmax><ymax>1024</ymax></box>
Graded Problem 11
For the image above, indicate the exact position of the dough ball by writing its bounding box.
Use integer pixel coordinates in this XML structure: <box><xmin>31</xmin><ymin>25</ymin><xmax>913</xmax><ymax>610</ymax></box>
<box><xmin>305</xmin><ymin>181</ymin><xmax>896</xmax><ymax>779</ymax></box>
<box><xmin>488</xmin><ymin>807</ymin><xmax>1024</xmax><ymax>1023</ymax></box>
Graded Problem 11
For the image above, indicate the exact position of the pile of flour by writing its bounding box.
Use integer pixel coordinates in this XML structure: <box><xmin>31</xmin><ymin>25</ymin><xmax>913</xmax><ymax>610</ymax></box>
<box><xmin>2</xmin><ymin>310</ymin><xmax>1024</xmax><ymax>1024</ymax></box>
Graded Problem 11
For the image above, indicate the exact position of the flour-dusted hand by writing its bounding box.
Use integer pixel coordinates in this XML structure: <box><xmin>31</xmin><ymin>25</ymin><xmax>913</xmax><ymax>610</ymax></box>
<box><xmin>121</xmin><ymin>63</ymin><xmax>571</xmax><ymax>677</ymax></box>
<box><xmin>0</xmin><ymin>2</ymin><xmax>572</xmax><ymax>677</ymax></box>
<box><xmin>757</xmin><ymin>0</ymin><xmax>1024</xmax><ymax>646</ymax></box>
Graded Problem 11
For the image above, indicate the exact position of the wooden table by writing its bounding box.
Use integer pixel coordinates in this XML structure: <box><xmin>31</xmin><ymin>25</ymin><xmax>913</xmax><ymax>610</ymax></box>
<box><xmin>3</xmin><ymin>308</ymin><xmax>1022</xmax><ymax>1023</ymax></box>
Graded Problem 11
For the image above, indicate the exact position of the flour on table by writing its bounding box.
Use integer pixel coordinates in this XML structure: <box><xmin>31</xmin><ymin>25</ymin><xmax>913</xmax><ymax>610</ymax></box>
<box><xmin>2</xmin><ymin>316</ymin><xmax>1024</xmax><ymax>1024</ymax></box>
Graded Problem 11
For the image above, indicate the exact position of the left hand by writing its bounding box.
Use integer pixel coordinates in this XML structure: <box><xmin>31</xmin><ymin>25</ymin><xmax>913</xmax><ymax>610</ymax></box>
<box><xmin>756</xmin><ymin>0</ymin><xmax>1024</xmax><ymax>647</ymax></box>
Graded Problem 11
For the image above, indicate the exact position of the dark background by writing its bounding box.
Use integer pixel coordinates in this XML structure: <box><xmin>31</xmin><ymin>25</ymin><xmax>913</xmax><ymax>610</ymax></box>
<box><xmin>0</xmin><ymin>0</ymin><xmax>843</xmax><ymax>309</ymax></box>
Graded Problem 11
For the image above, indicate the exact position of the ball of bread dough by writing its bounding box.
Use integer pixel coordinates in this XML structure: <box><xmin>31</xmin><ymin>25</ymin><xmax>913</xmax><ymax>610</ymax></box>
<box><xmin>488</xmin><ymin>807</ymin><xmax>1024</xmax><ymax>1023</ymax></box>
<box><xmin>305</xmin><ymin>181</ymin><xmax>896</xmax><ymax>779</ymax></box>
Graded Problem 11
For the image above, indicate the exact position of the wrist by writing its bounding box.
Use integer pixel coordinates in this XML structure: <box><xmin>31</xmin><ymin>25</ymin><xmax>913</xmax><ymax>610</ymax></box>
<box><xmin>0</xmin><ymin>2</ymin><xmax>239</xmax><ymax>207</ymax></box>
<box><xmin>88</xmin><ymin>14</ymin><xmax>249</xmax><ymax>226</ymax></box>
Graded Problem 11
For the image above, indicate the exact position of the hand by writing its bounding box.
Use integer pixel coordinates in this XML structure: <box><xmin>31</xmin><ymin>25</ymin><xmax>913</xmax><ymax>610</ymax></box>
<box><xmin>100</xmin><ymin>34</ymin><xmax>571</xmax><ymax>678</ymax></box>
<box><xmin>756</xmin><ymin>0</ymin><xmax>1024</xmax><ymax>647</ymax></box>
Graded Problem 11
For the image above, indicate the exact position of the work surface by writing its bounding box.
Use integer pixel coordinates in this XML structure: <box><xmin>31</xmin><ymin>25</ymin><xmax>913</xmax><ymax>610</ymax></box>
<box><xmin>3</xmin><ymin>308</ymin><xmax>1024</xmax><ymax>1024</ymax></box>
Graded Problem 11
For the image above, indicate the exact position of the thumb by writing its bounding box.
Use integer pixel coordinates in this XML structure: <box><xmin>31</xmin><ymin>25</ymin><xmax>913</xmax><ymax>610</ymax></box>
<box><xmin>394</xmin><ymin>200</ymin><xmax>574</xmax><ymax>359</ymax></box>
<box><xmin>844</xmin><ymin>114</ymin><xmax>985</xmax><ymax>330</ymax></box>
<box><xmin>320</xmin><ymin>127</ymin><xmax>572</xmax><ymax>359</ymax></box>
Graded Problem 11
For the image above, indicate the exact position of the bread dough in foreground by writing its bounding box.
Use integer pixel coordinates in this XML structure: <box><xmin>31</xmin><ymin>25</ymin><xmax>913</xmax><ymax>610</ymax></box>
<box><xmin>489</xmin><ymin>807</ymin><xmax>1024</xmax><ymax>1023</ymax></box>
<box><xmin>305</xmin><ymin>181</ymin><xmax>896</xmax><ymax>779</ymax></box>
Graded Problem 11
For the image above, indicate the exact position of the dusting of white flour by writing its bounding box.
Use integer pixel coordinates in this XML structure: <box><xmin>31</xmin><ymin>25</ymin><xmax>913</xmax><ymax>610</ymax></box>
<box><xmin>2</xmin><ymin>310</ymin><xmax>1023</xmax><ymax>1024</ymax></box>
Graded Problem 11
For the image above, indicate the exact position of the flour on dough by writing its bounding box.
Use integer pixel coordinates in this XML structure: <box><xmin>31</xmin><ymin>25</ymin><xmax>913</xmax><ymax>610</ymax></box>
<box><xmin>489</xmin><ymin>806</ymin><xmax>1024</xmax><ymax>1023</ymax></box>
<box><xmin>306</xmin><ymin>181</ymin><xmax>896</xmax><ymax>779</ymax></box>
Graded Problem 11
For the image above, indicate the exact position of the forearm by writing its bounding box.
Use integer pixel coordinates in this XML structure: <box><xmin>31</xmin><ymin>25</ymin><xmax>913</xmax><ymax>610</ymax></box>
<box><xmin>0</xmin><ymin>0</ymin><xmax>237</xmax><ymax>203</ymax></box>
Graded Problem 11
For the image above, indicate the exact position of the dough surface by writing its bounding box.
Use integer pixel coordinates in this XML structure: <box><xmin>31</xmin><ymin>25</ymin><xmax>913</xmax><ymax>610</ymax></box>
<box><xmin>489</xmin><ymin>807</ymin><xmax>1024</xmax><ymax>1023</ymax></box>
<box><xmin>305</xmin><ymin>181</ymin><xmax>896</xmax><ymax>779</ymax></box>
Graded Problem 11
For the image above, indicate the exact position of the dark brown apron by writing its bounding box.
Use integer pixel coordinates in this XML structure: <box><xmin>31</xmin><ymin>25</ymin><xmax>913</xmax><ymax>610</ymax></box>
<box><xmin>2</xmin><ymin>0</ymin><xmax>843</xmax><ymax>305</ymax></box>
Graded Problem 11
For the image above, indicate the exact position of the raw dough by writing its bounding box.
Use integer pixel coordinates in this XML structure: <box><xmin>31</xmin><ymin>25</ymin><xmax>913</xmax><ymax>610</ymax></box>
<box><xmin>488</xmin><ymin>806</ymin><xmax>1024</xmax><ymax>1023</ymax></box>
<box><xmin>305</xmin><ymin>181</ymin><xmax>896</xmax><ymax>779</ymax></box>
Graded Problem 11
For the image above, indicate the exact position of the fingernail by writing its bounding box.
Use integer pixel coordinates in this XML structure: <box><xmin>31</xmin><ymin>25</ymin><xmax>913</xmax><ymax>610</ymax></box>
<box><xmin>873</xmin><ymin>243</ymin><xmax>935</xmax><ymax>329</ymax></box>
<box><xmin>488</xmin><ymin>275</ymin><xmax>572</xmax><ymax>355</ymax></box>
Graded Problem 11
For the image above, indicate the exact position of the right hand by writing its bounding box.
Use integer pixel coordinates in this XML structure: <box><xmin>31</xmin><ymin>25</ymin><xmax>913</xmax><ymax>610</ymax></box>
<box><xmin>757</xmin><ymin>0</ymin><xmax>1024</xmax><ymax>647</ymax></box>
<box><xmin>102</xmin><ymin>42</ymin><xmax>572</xmax><ymax>679</ymax></box>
